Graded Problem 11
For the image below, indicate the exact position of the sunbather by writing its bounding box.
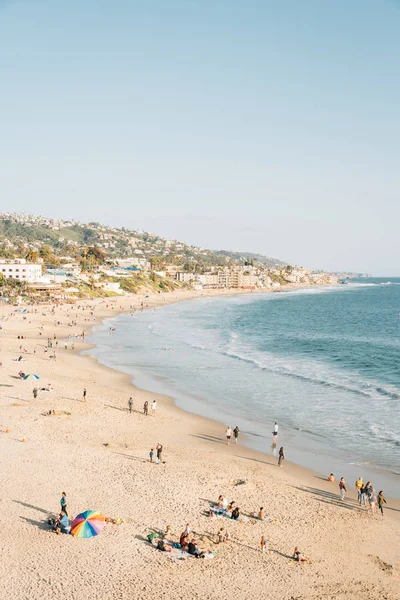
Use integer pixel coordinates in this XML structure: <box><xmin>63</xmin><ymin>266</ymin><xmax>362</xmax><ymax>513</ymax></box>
<box><xmin>293</xmin><ymin>547</ymin><xmax>308</xmax><ymax>562</ymax></box>
<box><xmin>188</xmin><ymin>539</ymin><xmax>205</xmax><ymax>558</ymax></box>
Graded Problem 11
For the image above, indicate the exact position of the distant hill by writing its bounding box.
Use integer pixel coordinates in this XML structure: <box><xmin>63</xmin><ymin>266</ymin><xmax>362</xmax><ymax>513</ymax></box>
<box><xmin>214</xmin><ymin>250</ymin><xmax>286</xmax><ymax>268</ymax></box>
<box><xmin>0</xmin><ymin>213</ymin><xmax>287</xmax><ymax>269</ymax></box>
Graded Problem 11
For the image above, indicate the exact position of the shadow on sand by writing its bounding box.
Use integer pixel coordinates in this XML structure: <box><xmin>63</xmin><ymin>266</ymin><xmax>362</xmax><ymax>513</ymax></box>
<box><xmin>293</xmin><ymin>486</ymin><xmax>364</xmax><ymax>512</ymax></box>
<box><xmin>13</xmin><ymin>500</ymin><xmax>50</xmax><ymax>514</ymax></box>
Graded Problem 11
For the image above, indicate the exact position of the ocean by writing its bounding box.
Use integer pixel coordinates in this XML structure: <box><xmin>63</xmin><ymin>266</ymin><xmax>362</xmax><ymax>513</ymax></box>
<box><xmin>87</xmin><ymin>279</ymin><xmax>400</xmax><ymax>496</ymax></box>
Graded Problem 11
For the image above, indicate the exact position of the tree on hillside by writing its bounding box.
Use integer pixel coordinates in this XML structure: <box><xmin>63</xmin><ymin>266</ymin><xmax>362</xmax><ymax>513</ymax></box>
<box><xmin>83</xmin><ymin>246</ymin><xmax>106</xmax><ymax>264</ymax></box>
<box><xmin>82</xmin><ymin>228</ymin><xmax>97</xmax><ymax>244</ymax></box>
<box><xmin>39</xmin><ymin>245</ymin><xmax>53</xmax><ymax>260</ymax></box>
<box><xmin>25</xmin><ymin>250</ymin><xmax>39</xmax><ymax>263</ymax></box>
<box><xmin>150</xmin><ymin>256</ymin><xmax>165</xmax><ymax>271</ymax></box>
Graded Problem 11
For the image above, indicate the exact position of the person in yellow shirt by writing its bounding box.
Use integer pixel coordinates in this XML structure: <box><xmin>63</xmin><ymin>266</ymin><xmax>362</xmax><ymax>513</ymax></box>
<box><xmin>355</xmin><ymin>477</ymin><xmax>363</xmax><ymax>504</ymax></box>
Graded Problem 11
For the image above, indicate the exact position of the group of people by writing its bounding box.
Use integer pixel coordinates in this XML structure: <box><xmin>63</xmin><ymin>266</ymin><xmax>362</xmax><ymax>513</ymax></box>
<box><xmin>155</xmin><ymin>522</ymin><xmax>212</xmax><ymax>559</ymax></box>
<box><xmin>224</xmin><ymin>424</ymin><xmax>285</xmax><ymax>468</ymax></box>
<box><xmin>149</xmin><ymin>443</ymin><xmax>163</xmax><ymax>463</ymax></box>
<box><xmin>127</xmin><ymin>398</ymin><xmax>156</xmax><ymax>416</ymax></box>
<box><xmin>52</xmin><ymin>492</ymin><xmax>70</xmax><ymax>535</ymax></box>
<box><xmin>355</xmin><ymin>477</ymin><xmax>386</xmax><ymax>515</ymax></box>
<box><xmin>328</xmin><ymin>474</ymin><xmax>387</xmax><ymax>515</ymax></box>
<box><xmin>225</xmin><ymin>426</ymin><xmax>240</xmax><ymax>445</ymax></box>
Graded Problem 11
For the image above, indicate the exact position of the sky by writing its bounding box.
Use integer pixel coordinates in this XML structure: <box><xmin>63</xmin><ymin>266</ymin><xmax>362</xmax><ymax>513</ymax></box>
<box><xmin>0</xmin><ymin>0</ymin><xmax>399</xmax><ymax>274</ymax></box>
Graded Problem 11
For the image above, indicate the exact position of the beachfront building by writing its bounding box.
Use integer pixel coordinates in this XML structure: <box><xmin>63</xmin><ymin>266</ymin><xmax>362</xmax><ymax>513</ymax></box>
<box><xmin>196</xmin><ymin>273</ymin><xmax>220</xmax><ymax>288</ymax></box>
<box><xmin>0</xmin><ymin>260</ymin><xmax>42</xmax><ymax>282</ymax></box>
<box><xmin>175</xmin><ymin>272</ymin><xmax>196</xmax><ymax>283</ymax></box>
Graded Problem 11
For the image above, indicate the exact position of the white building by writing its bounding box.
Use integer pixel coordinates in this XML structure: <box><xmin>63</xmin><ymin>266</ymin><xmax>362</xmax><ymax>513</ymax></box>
<box><xmin>0</xmin><ymin>261</ymin><xmax>42</xmax><ymax>282</ymax></box>
<box><xmin>175</xmin><ymin>272</ymin><xmax>196</xmax><ymax>283</ymax></box>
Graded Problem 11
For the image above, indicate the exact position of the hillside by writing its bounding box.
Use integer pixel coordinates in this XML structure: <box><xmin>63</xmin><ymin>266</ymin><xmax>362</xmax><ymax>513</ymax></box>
<box><xmin>0</xmin><ymin>213</ymin><xmax>286</xmax><ymax>268</ymax></box>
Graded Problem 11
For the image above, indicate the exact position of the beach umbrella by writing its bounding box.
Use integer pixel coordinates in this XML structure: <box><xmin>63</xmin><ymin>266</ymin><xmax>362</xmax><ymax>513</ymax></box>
<box><xmin>70</xmin><ymin>510</ymin><xmax>105</xmax><ymax>539</ymax></box>
<box><xmin>23</xmin><ymin>374</ymin><xmax>40</xmax><ymax>381</ymax></box>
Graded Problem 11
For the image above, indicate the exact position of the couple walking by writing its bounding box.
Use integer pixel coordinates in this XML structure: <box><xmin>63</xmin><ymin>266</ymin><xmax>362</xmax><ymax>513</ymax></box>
<box><xmin>225</xmin><ymin>426</ymin><xmax>239</xmax><ymax>445</ymax></box>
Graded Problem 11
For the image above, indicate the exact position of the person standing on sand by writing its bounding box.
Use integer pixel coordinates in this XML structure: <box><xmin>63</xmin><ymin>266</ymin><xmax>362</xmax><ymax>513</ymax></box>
<box><xmin>261</xmin><ymin>536</ymin><xmax>267</xmax><ymax>552</ymax></box>
<box><xmin>149</xmin><ymin>448</ymin><xmax>154</xmax><ymax>463</ymax></box>
<box><xmin>272</xmin><ymin>422</ymin><xmax>279</xmax><ymax>445</ymax></box>
<box><xmin>60</xmin><ymin>492</ymin><xmax>68</xmax><ymax>516</ymax></box>
<box><xmin>233</xmin><ymin>426</ymin><xmax>240</xmax><ymax>444</ymax></box>
<box><xmin>151</xmin><ymin>400</ymin><xmax>157</xmax><ymax>415</ymax></box>
<box><xmin>143</xmin><ymin>401</ymin><xmax>148</xmax><ymax>416</ymax></box>
<box><xmin>368</xmin><ymin>489</ymin><xmax>377</xmax><ymax>515</ymax></box>
<box><xmin>278</xmin><ymin>446</ymin><xmax>285</xmax><ymax>467</ymax></box>
<box><xmin>225</xmin><ymin>426</ymin><xmax>232</xmax><ymax>445</ymax></box>
<box><xmin>339</xmin><ymin>477</ymin><xmax>347</xmax><ymax>501</ymax></box>
<box><xmin>355</xmin><ymin>477</ymin><xmax>363</xmax><ymax>504</ymax></box>
<box><xmin>128</xmin><ymin>397</ymin><xmax>133</xmax><ymax>413</ymax></box>
<box><xmin>83</xmin><ymin>388</ymin><xmax>87</xmax><ymax>402</ymax></box>
<box><xmin>156</xmin><ymin>443</ymin><xmax>163</xmax><ymax>462</ymax></box>
<box><xmin>33</xmin><ymin>387</ymin><xmax>38</xmax><ymax>399</ymax></box>
<box><xmin>377</xmin><ymin>490</ymin><xmax>386</xmax><ymax>516</ymax></box>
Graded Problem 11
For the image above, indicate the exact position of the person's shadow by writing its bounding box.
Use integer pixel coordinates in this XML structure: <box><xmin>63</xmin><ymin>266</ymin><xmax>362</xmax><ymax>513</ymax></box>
<box><xmin>13</xmin><ymin>500</ymin><xmax>49</xmax><ymax>514</ymax></box>
<box><xmin>19</xmin><ymin>516</ymin><xmax>50</xmax><ymax>531</ymax></box>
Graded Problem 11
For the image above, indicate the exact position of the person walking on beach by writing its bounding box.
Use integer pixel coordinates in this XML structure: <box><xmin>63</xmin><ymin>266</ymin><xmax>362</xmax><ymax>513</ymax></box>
<box><xmin>151</xmin><ymin>400</ymin><xmax>157</xmax><ymax>416</ymax></box>
<box><xmin>360</xmin><ymin>483</ymin><xmax>367</xmax><ymax>506</ymax></box>
<box><xmin>368</xmin><ymin>489</ymin><xmax>377</xmax><ymax>515</ymax></box>
<box><xmin>364</xmin><ymin>481</ymin><xmax>373</xmax><ymax>507</ymax></box>
<box><xmin>377</xmin><ymin>490</ymin><xmax>386</xmax><ymax>516</ymax></box>
<box><xmin>60</xmin><ymin>492</ymin><xmax>68</xmax><ymax>516</ymax></box>
<box><xmin>355</xmin><ymin>477</ymin><xmax>363</xmax><ymax>504</ymax></box>
<box><xmin>233</xmin><ymin>426</ymin><xmax>240</xmax><ymax>445</ymax></box>
<box><xmin>156</xmin><ymin>443</ymin><xmax>163</xmax><ymax>462</ymax></box>
<box><xmin>278</xmin><ymin>446</ymin><xmax>285</xmax><ymax>467</ymax></box>
<box><xmin>33</xmin><ymin>387</ymin><xmax>38</xmax><ymax>399</ymax></box>
<box><xmin>143</xmin><ymin>401</ymin><xmax>148</xmax><ymax>416</ymax></box>
<box><xmin>261</xmin><ymin>535</ymin><xmax>267</xmax><ymax>553</ymax></box>
<box><xmin>83</xmin><ymin>388</ymin><xmax>87</xmax><ymax>402</ymax></box>
<box><xmin>339</xmin><ymin>477</ymin><xmax>347</xmax><ymax>501</ymax></box>
<box><xmin>128</xmin><ymin>397</ymin><xmax>133</xmax><ymax>413</ymax></box>
<box><xmin>272</xmin><ymin>422</ymin><xmax>279</xmax><ymax>445</ymax></box>
<box><xmin>225</xmin><ymin>426</ymin><xmax>232</xmax><ymax>445</ymax></box>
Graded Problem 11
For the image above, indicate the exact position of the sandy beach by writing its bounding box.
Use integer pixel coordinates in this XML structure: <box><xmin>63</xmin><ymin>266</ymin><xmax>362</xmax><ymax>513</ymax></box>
<box><xmin>0</xmin><ymin>290</ymin><xmax>399</xmax><ymax>600</ymax></box>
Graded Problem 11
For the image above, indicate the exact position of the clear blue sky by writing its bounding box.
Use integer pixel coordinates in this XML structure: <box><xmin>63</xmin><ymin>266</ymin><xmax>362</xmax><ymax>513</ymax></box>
<box><xmin>1</xmin><ymin>0</ymin><xmax>399</xmax><ymax>274</ymax></box>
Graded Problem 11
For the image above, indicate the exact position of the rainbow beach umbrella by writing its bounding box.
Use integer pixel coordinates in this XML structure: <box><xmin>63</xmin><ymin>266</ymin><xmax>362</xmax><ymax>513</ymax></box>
<box><xmin>70</xmin><ymin>510</ymin><xmax>105</xmax><ymax>539</ymax></box>
<box><xmin>23</xmin><ymin>374</ymin><xmax>40</xmax><ymax>381</ymax></box>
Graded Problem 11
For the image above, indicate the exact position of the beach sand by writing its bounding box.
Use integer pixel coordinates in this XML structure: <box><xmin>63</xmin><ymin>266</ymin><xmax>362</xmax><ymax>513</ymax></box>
<box><xmin>0</xmin><ymin>290</ymin><xmax>399</xmax><ymax>600</ymax></box>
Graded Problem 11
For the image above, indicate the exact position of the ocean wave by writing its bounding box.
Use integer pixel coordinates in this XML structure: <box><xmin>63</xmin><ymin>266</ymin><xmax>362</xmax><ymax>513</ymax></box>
<box><xmin>221</xmin><ymin>349</ymin><xmax>372</xmax><ymax>397</ymax></box>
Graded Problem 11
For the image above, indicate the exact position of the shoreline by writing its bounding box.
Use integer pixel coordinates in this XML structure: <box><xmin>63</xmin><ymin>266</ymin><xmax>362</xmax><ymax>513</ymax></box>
<box><xmin>85</xmin><ymin>289</ymin><xmax>400</xmax><ymax>504</ymax></box>
<box><xmin>1</xmin><ymin>287</ymin><xmax>399</xmax><ymax>600</ymax></box>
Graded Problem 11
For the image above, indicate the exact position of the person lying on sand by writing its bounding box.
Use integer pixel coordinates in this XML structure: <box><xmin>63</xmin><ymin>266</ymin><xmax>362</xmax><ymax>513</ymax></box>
<box><xmin>188</xmin><ymin>539</ymin><xmax>206</xmax><ymax>558</ymax></box>
<box><xmin>293</xmin><ymin>547</ymin><xmax>310</xmax><ymax>563</ymax></box>
<box><xmin>156</xmin><ymin>539</ymin><xmax>172</xmax><ymax>552</ymax></box>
